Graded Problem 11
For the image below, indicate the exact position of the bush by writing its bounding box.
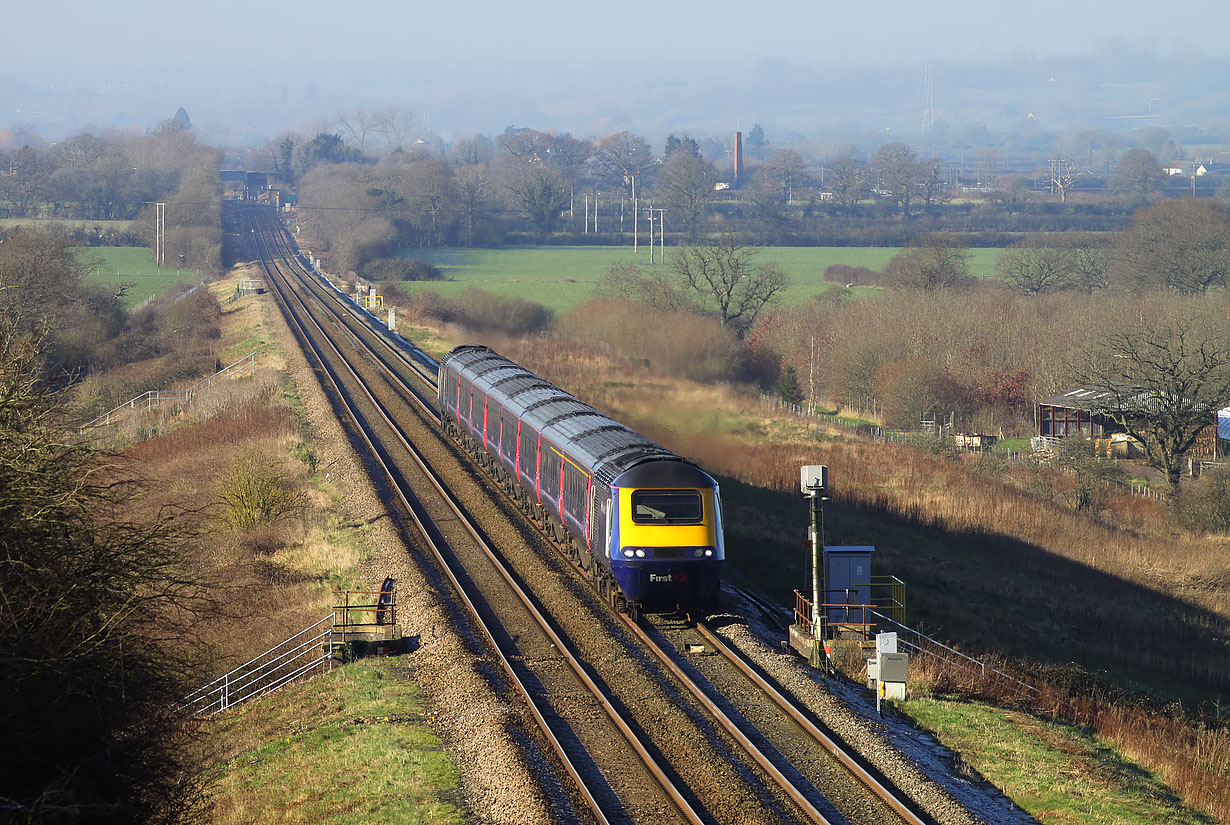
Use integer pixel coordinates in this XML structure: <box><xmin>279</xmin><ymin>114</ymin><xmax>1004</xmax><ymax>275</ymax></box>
<box><xmin>421</xmin><ymin>288</ymin><xmax>554</xmax><ymax>336</ymax></box>
<box><xmin>0</xmin><ymin>326</ymin><xmax>206</xmax><ymax>823</ymax></box>
<box><xmin>216</xmin><ymin>451</ymin><xmax>305</xmax><ymax>530</ymax></box>
<box><xmin>561</xmin><ymin>299</ymin><xmax>746</xmax><ymax>383</ymax></box>
<box><xmin>363</xmin><ymin>257</ymin><xmax>444</xmax><ymax>283</ymax></box>
<box><xmin>1179</xmin><ymin>466</ymin><xmax>1230</xmax><ymax>533</ymax></box>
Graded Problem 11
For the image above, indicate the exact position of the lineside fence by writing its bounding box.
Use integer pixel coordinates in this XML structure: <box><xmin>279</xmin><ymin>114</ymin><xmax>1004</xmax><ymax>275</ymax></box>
<box><xmin>759</xmin><ymin>393</ymin><xmax>1169</xmax><ymax>501</ymax></box>
<box><xmin>792</xmin><ymin>589</ymin><xmax>1037</xmax><ymax>699</ymax></box>
<box><xmin>78</xmin><ymin>351</ymin><xmax>256</xmax><ymax>435</ymax></box>
<box><xmin>868</xmin><ymin>609</ymin><xmax>1038</xmax><ymax>698</ymax></box>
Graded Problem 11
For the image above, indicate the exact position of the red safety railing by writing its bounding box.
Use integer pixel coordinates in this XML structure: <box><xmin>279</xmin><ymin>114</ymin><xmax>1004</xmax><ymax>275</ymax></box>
<box><xmin>794</xmin><ymin>590</ymin><xmax>877</xmax><ymax>639</ymax></box>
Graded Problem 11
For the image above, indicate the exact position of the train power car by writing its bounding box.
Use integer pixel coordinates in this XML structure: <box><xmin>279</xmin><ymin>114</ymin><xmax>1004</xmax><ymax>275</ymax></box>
<box><xmin>438</xmin><ymin>345</ymin><xmax>723</xmax><ymax>618</ymax></box>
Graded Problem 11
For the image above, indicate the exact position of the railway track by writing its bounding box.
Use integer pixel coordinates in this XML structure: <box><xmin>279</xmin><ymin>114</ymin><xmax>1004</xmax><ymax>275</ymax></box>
<box><xmin>245</xmin><ymin>206</ymin><xmax>941</xmax><ymax>825</ymax></box>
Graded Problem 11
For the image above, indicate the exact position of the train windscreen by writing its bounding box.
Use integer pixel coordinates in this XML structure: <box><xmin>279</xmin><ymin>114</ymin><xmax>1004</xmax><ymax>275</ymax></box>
<box><xmin>631</xmin><ymin>490</ymin><xmax>702</xmax><ymax>524</ymax></box>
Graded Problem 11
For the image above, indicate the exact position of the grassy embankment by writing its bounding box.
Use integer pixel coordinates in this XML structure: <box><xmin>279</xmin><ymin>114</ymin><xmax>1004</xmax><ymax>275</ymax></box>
<box><xmin>84</xmin><ymin>268</ymin><xmax>465</xmax><ymax>822</ymax></box>
<box><xmin>207</xmin><ymin>662</ymin><xmax>463</xmax><ymax>825</ymax></box>
<box><xmin>396</xmin><ymin>246</ymin><xmax>1005</xmax><ymax>312</ymax></box>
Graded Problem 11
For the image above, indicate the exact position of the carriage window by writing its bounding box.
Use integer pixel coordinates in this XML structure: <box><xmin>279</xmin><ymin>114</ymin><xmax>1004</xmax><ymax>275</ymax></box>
<box><xmin>631</xmin><ymin>491</ymin><xmax>702</xmax><ymax>524</ymax></box>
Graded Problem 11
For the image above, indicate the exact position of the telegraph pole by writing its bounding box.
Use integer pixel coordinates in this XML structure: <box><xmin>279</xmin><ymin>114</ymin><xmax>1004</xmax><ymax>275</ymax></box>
<box><xmin>632</xmin><ymin>175</ymin><xmax>638</xmax><ymax>253</ymax></box>
<box><xmin>145</xmin><ymin>202</ymin><xmax>166</xmax><ymax>266</ymax></box>
<box><xmin>657</xmin><ymin>208</ymin><xmax>664</xmax><ymax>261</ymax></box>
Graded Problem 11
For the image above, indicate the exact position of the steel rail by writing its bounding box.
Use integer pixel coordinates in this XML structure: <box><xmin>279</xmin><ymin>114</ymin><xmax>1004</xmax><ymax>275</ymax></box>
<box><xmin>248</xmin><ymin>211</ymin><xmax>703</xmax><ymax>825</ymax></box>
<box><xmin>256</xmin><ymin>211</ymin><xmax>440</xmax><ymax>386</ymax></box>
<box><xmin>256</xmin><ymin>214</ymin><xmax>899</xmax><ymax>824</ymax></box>
<box><xmin>622</xmin><ymin>616</ymin><xmax>837</xmax><ymax>825</ymax></box>
<box><xmin>694</xmin><ymin>622</ymin><xmax>929</xmax><ymax>825</ymax></box>
<box><xmin>256</xmin><ymin>207</ymin><xmax>924</xmax><ymax>825</ymax></box>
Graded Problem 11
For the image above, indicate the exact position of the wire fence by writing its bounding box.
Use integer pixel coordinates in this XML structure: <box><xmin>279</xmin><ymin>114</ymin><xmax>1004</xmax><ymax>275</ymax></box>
<box><xmin>78</xmin><ymin>351</ymin><xmax>256</xmax><ymax>434</ymax></box>
<box><xmin>759</xmin><ymin>393</ymin><xmax>1172</xmax><ymax>500</ymax></box>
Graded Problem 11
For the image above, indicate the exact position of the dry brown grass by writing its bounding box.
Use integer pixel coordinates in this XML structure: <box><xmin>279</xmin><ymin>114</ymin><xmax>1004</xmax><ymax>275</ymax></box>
<box><xmin>120</xmin><ymin>378</ymin><xmax>338</xmax><ymax>674</ymax></box>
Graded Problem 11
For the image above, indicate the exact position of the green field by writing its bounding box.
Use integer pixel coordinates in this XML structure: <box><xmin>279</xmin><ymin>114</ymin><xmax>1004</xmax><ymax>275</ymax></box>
<box><xmin>396</xmin><ymin>246</ymin><xmax>1004</xmax><ymax>313</ymax></box>
<box><xmin>74</xmin><ymin>247</ymin><xmax>198</xmax><ymax>308</ymax></box>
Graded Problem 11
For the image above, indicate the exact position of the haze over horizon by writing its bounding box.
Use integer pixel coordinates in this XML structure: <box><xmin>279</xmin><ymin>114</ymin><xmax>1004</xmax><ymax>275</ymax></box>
<box><xmin>5</xmin><ymin>0</ymin><xmax>1230</xmax><ymax>146</ymax></box>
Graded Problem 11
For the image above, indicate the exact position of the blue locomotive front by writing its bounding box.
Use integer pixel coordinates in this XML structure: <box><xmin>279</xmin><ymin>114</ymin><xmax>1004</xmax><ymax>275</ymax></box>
<box><xmin>603</xmin><ymin>459</ymin><xmax>723</xmax><ymax>608</ymax></box>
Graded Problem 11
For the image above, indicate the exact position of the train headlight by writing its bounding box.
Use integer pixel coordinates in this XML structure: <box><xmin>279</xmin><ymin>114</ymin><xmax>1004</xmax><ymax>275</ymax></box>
<box><xmin>693</xmin><ymin>548</ymin><xmax>705</xmax><ymax>558</ymax></box>
<box><xmin>622</xmin><ymin>548</ymin><xmax>636</xmax><ymax>558</ymax></box>
<box><xmin>704</xmin><ymin>548</ymin><xmax>714</xmax><ymax>557</ymax></box>
<box><xmin>634</xmin><ymin>548</ymin><xmax>646</xmax><ymax>558</ymax></box>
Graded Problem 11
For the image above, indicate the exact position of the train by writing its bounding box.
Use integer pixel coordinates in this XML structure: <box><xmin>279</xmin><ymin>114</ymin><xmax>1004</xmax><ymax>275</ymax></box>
<box><xmin>438</xmin><ymin>345</ymin><xmax>724</xmax><ymax>619</ymax></box>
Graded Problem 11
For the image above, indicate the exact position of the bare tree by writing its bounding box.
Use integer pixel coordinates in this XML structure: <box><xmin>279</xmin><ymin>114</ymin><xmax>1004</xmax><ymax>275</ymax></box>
<box><xmin>0</xmin><ymin>321</ymin><xmax>208</xmax><ymax>823</ymax></box>
<box><xmin>454</xmin><ymin>163</ymin><xmax>492</xmax><ymax>247</ymax></box>
<box><xmin>333</xmin><ymin>109</ymin><xmax>381</xmax><ymax>154</ymax></box>
<box><xmin>1113</xmin><ymin>198</ymin><xmax>1230</xmax><ymax>294</ymax></box>
<box><xmin>0</xmin><ymin>146</ymin><xmax>57</xmax><ymax>217</ymax></box>
<box><xmin>824</xmin><ymin>154</ymin><xmax>867</xmax><ymax>209</ymax></box>
<box><xmin>1075</xmin><ymin>313</ymin><xmax>1230</xmax><ymax>499</ymax></box>
<box><xmin>497</xmin><ymin>157</ymin><xmax>569</xmax><ymax>240</ymax></box>
<box><xmin>369</xmin><ymin>107</ymin><xmax>417</xmax><ymax>153</ymax></box>
<box><xmin>884</xmin><ymin>236</ymin><xmax>972</xmax><ymax>290</ymax></box>
<box><xmin>1111</xmin><ymin>147</ymin><xmax>1165</xmax><ymax>203</ymax></box>
<box><xmin>671</xmin><ymin>235</ymin><xmax>790</xmax><ymax>336</ymax></box>
<box><xmin>1068</xmin><ymin>244</ymin><xmax>1108</xmax><ymax>292</ymax></box>
<box><xmin>869</xmin><ymin>142</ymin><xmax>923</xmax><ymax>217</ymax></box>
<box><xmin>452</xmin><ymin>134</ymin><xmax>495</xmax><ymax>166</ymax></box>
<box><xmin>997</xmin><ymin>242</ymin><xmax>1078</xmax><ymax>295</ymax></box>
<box><xmin>758</xmin><ymin>149</ymin><xmax>811</xmax><ymax>204</ymax></box>
<box><xmin>657</xmin><ymin>152</ymin><xmax>718</xmax><ymax>241</ymax></box>
<box><xmin>1044</xmin><ymin>155</ymin><xmax>1083</xmax><ymax>204</ymax></box>
<box><xmin>594</xmin><ymin>131</ymin><xmax>655</xmax><ymax>196</ymax></box>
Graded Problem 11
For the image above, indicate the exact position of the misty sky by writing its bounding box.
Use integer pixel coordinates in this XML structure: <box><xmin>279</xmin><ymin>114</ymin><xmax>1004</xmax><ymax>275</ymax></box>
<box><xmin>5</xmin><ymin>0</ymin><xmax>1230</xmax><ymax>144</ymax></box>
<box><xmin>10</xmin><ymin>0</ymin><xmax>1229</xmax><ymax>68</ymax></box>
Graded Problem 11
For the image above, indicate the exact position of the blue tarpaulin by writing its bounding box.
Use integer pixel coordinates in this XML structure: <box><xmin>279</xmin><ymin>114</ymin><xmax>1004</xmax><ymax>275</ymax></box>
<box><xmin>1219</xmin><ymin>408</ymin><xmax>1230</xmax><ymax>441</ymax></box>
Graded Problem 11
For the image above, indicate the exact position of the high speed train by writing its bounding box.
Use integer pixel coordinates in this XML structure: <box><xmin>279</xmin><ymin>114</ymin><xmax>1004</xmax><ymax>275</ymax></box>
<box><xmin>438</xmin><ymin>346</ymin><xmax>723</xmax><ymax>618</ymax></box>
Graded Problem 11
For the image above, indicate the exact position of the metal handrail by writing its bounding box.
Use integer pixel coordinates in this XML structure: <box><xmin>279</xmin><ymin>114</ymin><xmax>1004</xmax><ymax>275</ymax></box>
<box><xmin>334</xmin><ymin>588</ymin><xmax>397</xmax><ymax>629</ymax></box>
<box><xmin>791</xmin><ymin>592</ymin><xmax>1036</xmax><ymax>696</ymax></box>
<box><xmin>868</xmin><ymin>609</ymin><xmax>1037</xmax><ymax>696</ymax></box>
<box><xmin>79</xmin><ymin>352</ymin><xmax>256</xmax><ymax>433</ymax></box>
<box><xmin>180</xmin><ymin>614</ymin><xmax>335</xmax><ymax>715</ymax></box>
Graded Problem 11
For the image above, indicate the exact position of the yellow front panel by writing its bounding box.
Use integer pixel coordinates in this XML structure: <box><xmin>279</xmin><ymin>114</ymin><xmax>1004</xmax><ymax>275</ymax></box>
<box><xmin>617</xmin><ymin>488</ymin><xmax>716</xmax><ymax>547</ymax></box>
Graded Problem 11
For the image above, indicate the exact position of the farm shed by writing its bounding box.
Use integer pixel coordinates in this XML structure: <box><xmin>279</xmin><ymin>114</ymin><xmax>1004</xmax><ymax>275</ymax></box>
<box><xmin>1036</xmin><ymin>387</ymin><xmax>1117</xmax><ymax>438</ymax></box>
<box><xmin>1037</xmin><ymin>387</ymin><xmax>1228</xmax><ymax>458</ymax></box>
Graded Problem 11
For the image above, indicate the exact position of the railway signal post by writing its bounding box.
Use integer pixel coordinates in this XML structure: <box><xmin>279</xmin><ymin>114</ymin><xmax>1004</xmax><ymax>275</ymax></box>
<box><xmin>800</xmin><ymin>465</ymin><xmax>829</xmax><ymax>668</ymax></box>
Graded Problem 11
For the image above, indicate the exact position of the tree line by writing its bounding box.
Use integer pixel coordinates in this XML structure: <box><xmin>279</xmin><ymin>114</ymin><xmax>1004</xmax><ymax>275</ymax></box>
<box><xmin>253</xmin><ymin>112</ymin><xmax>1230</xmax><ymax>278</ymax></box>
<box><xmin>0</xmin><ymin>119</ymin><xmax>223</xmax><ymax>275</ymax></box>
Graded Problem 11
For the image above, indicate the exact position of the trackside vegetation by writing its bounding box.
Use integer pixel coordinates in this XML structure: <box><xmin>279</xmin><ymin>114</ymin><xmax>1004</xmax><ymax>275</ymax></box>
<box><xmin>905</xmin><ymin>698</ymin><xmax>1215</xmax><ymax>825</ymax></box>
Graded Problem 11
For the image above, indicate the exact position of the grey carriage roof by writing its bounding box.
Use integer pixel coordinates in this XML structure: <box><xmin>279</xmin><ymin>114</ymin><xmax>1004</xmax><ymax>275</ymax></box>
<box><xmin>443</xmin><ymin>345</ymin><xmax>684</xmax><ymax>485</ymax></box>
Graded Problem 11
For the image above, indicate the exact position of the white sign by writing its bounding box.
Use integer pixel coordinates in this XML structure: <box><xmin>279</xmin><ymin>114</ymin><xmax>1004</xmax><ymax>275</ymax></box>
<box><xmin>800</xmin><ymin>464</ymin><xmax>828</xmax><ymax>494</ymax></box>
<box><xmin>876</xmin><ymin>632</ymin><xmax>898</xmax><ymax>654</ymax></box>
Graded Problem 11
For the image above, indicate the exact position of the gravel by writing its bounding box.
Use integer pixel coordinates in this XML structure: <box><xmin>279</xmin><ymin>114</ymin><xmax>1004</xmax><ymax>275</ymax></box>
<box><xmin>714</xmin><ymin>588</ymin><xmax>1039</xmax><ymax>825</ymax></box>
